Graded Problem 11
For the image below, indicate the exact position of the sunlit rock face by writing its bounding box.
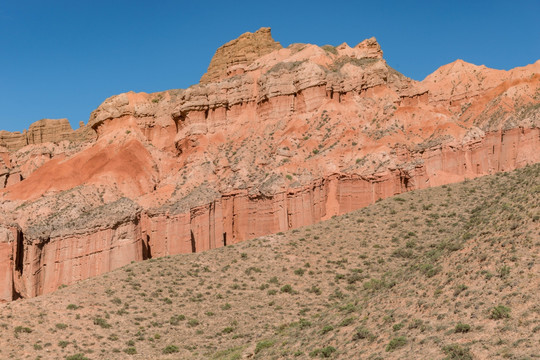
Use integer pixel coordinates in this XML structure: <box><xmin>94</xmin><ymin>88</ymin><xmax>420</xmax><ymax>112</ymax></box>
<box><xmin>1</xmin><ymin>27</ymin><xmax>538</xmax><ymax>301</ymax></box>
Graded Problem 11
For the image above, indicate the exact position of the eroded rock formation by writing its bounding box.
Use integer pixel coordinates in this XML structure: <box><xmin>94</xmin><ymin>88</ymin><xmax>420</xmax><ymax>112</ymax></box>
<box><xmin>1</xmin><ymin>28</ymin><xmax>539</xmax><ymax>301</ymax></box>
<box><xmin>200</xmin><ymin>27</ymin><xmax>283</xmax><ymax>83</ymax></box>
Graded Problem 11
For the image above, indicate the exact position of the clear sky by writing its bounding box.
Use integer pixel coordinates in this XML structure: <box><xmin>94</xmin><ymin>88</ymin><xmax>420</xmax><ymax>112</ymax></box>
<box><xmin>1</xmin><ymin>0</ymin><xmax>538</xmax><ymax>132</ymax></box>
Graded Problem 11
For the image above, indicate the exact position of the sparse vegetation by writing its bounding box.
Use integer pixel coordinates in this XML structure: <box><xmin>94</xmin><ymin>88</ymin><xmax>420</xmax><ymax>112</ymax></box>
<box><xmin>489</xmin><ymin>305</ymin><xmax>511</xmax><ymax>320</ymax></box>
<box><xmin>454</xmin><ymin>322</ymin><xmax>471</xmax><ymax>333</ymax></box>
<box><xmin>386</xmin><ymin>336</ymin><xmax>407</xmax><ymax>352</ymax></box>
<box><xmin>162</xmin><ymin>345</ymin><xmax>179</xmax><ymax>354</ymax></box>
<box><xmin>442</xmin><ymin>344</ymin><xmax>473</xmax><ymax>360</ymax></box>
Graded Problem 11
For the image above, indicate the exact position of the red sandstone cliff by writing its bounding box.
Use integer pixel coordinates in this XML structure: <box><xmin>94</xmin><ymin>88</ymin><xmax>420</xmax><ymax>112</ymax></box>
<box><xmin>0</xmin><ymin>28</ymin><xmax>539</xmax><ymax>301</ymax></box>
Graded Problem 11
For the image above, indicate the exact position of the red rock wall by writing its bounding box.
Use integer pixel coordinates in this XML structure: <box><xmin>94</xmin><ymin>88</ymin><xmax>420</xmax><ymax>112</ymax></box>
<box><xmin>4</xmin><ymin>127</ymin><xmax>538</xmax><ymax>300</ymax></box>
<box><xmin>11</xmin><ymin>222</ymin><xmax>146</xmax><ymax>299</ymax></box>
<box><xmin>146</xmin><ymin>127</ymin><xmax>539</xmax><ymax>259</ymax></box>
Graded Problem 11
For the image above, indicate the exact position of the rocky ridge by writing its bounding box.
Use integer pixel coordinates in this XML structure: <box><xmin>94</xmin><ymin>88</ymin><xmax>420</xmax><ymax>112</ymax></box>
<box><xmin>0</xmin><ymin>27</ymin><xmax>539</xmax><ymax>301</ymax></box>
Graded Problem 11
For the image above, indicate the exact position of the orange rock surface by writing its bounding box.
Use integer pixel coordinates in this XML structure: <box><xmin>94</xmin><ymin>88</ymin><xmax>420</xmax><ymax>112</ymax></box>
<box><xmin>0</xmin><ymin>28</ymin><xmax>538</xmax><ymax>301</ymax></box>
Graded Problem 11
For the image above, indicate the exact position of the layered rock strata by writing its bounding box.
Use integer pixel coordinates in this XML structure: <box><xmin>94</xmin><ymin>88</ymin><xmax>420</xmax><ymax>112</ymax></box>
<box><xmin>0</xmin><ymin>28</ymin><xmax>539</xmax><ymax>301</ymax></box>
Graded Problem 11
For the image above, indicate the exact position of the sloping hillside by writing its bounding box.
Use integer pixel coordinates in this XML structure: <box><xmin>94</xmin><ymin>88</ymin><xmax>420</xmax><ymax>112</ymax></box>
<box><xmin>1</xmin><ymin>164</ymin><xmax>538</xmax><ymax>359</ymax></box>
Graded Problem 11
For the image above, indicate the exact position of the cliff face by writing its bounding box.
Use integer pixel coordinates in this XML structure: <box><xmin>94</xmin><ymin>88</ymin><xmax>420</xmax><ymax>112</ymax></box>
<box><xmin>0</xmin><ymin>28</ymin><xmax>539</xmax><ymax>301</ymax></box>
<box><xmin>0</xmin><ymin>119</ymin><xmax>96</xmax><ymax>190</ymax></box>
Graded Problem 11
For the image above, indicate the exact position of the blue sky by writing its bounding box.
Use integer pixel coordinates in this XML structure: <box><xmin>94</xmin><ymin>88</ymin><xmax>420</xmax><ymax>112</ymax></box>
<box><xmin>0</xmin><ymin>0</ymin><xmax>538</xmax><ymax>132</ymax></box>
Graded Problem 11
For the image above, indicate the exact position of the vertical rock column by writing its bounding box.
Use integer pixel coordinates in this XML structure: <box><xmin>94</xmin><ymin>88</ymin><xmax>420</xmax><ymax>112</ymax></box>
<box><xmin>0</xmin><ymin>227</ymin><xmax>15</xmax><ymax>301</ymax></box>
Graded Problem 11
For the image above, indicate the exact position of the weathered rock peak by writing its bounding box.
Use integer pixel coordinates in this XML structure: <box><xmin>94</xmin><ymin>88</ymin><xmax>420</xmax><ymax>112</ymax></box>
<box><xmin>200</xmin><ymin>27</ymin><xmax>283</xmax><ymax>83</ymax></box>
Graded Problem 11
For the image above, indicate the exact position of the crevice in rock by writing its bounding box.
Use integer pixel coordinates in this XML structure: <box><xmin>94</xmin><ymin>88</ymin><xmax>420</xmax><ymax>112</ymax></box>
<box><xmin>142</xmin><ymin>234</ymin><xmax>152</xmax><ymax>260</ymax></box>
<box><xmin>190</xmin><ymin>230</ymin><xmax>196</xmax><ymax>253</ymax></box>
<box><xmin>14</xmin><ymin>229</ymin><xmax>24</xmax><ymax>275</ymax></box>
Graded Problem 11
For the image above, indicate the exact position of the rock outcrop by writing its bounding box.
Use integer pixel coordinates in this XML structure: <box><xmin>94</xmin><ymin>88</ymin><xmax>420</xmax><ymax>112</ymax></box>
<box><xmin>200</xmin><ymin>27</ymin><xmax>282</xmax><ymax>83</ymax></box>
<box><xmin>0</xmin><ymin>28</ymin><xmax>539</xmax><ymax>301</ymax></box>
<box><xmin>0</xmin><ymin>118</ymin><xmax>95</xmax><ymax>151</ymax></box>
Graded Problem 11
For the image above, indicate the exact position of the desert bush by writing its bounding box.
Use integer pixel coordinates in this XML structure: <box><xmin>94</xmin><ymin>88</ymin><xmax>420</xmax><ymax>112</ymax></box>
<box><xmin>489</xmin><ymin>305</ymin><xmax>511</xmax><ymax>319</ymax></box>
<box><xmin>280</xmin><ymin>284</ymin><xmax>293</xmax><ymax>293</ymax></box>
<box><xmin>309</xmin><ymin>346</ymin><xmax>336</xmax><ymax>358</ymax></box>
<box><xmin>254</xmin><ymin>340</ymin><xmax>275</xmax><ymax>354</ymax></box>
<box><xmin>442</xmin><ymin>344</ymin><xmax>473</xmax><ymax>359</ymax></box>
<box><xmin>66</xmin><ymin>354</ymin><xmax>90</xmax><ymax>360</ymax></box>
<box><xmin>352</xmin><ymin>327</ymin><xmax>373</xmax><ymax>340</ymax></box>
<box><xmin>123</xmin><ymin>347</ymin><xmax>137</xmax><ymax>354</ymax></box>
<box><xmin>454</xmin><ymin>323</ymin><xmax>471</xmax><ymax>333</ymax></box>
<box><xmin>321</xmin><ymin>325</ymin><xmax>334</xmax><ymax>334</ymax></box>
<box><xmin>162</xmin><ymin>345</ymin><xmax>179</xmax><ymax>354</ymax></box>
<box><xmin>169</xmin><ymin>314</ymin><xmax>185</xmax><ymax>325</ymax></box>
<box><xmin>93</xmin><ymin>317</ymin><xmax>111</xmax><ymax>329</ymax></box>
<box><xmin>386</xmin><ymin>336</ymin><xmax>407</xmax><ymax>352</ymax></box>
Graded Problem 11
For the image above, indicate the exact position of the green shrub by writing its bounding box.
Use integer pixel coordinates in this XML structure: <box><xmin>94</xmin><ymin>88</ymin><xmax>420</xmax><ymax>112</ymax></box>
<box><xmin>280</xmin><ymin>284</ymin><xmax>293</xmax><ymax>293</ymax></box>
<box><xmin>222</xmin><ymin>326</ymin><xmax>234</xmax><ymax>334</ymax></box>
<box><xmin>386</xmin><ymin>336</ymin><xmax>407</xmax><ymax>352</ymax></box>
<box><xmin>442</xmin><ymin>344</ymin><xmax>473</xmax><ymax>359</ymax></box>
<box><xmin>307</xmin><ymin>285</ymin><xmax>321</xmax><ymax>295</ymax></box>
<box><xmin>408</xmin><ymin>319</ymin><xmax>424</xmax><ymax>330</ymax></box>
<box><xmin>123</xmin><ymin>347</ymin><xmax>137</xmax><ymax>355</ymax></box>
<box><xmin>254</xmin><ymin>340</ymin><xmax>275</xmax><ymax>354</ymax></box>
<box><xmin>93</xmin><ymin>317</ymin><xmax>111</xmax><ymax>328</ymax></box>
<box><xmin>298</xmin><ymin>318</ymin><xmax>312</xmax><ymax>329</ymax></box>
<box><xmin>352</xmin><ymin>327</ymin><xmax>372</xmax><ymax>340</ymax></box>
<box><xmin>66</xmin><ymin>354</ymin><xmax>90</xmax><ymax>360</ymax></box>
<box><xmin>309</xmin><ymin>346</ymin><xmax>337</xmax><ymax>358</ymax></box>
<box><xmin>163</xmin><ymin>345</ymin><xmax>179</xmax><ymax>354</ymax></box>
<box><xmin>321</xmin><ymin>325</ymin><xmax>334</xmax><ymax>334</ymax></box>
<box><xmin>111</xmin><ymin>297</ymin><xmax>122</xmax><ymax>305</ymax></box>
<box><xmin>497</xmin><ymin>265</ymin><xmax>510</xmax><ymax>278</ymax></box>
<box><xmin>169</xmin><ymin>314</ymin><xmax>185</xmax><ymax>325</ymax></box>
<box><xmin>320</xmin><ymin>346</ymin><xmax>337</xmax><ymax>357</ymax></box>
<box><xmin>338</xmin><ymin>317</ymin><xmax>355</xmax><ymax>327</ymax></box>
<box><xmin>453</xmin><ymin>284</ymin><xmax>468</xmax><ymax>296</ymax></box>
<box><xmin>489</xmin><ymin>305</ymin><xmax>511</xmax><ymax>319</ymax></box>
<box><xmin>454</xmin><ymin>323</ymin><xmax>471</xmax><ymax>333</ymax></box>
<box><xmin>14</xmin><ymin>326</ymin><xmax>32</xmax><ymax>334</ymax></box>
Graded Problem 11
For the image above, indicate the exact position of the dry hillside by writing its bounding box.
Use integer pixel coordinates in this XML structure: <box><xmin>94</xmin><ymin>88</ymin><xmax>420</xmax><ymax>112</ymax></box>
<box><xmin>1</xmin><ymin>164</ymin><xmax>539</xmax><ymax>359</ymax></box>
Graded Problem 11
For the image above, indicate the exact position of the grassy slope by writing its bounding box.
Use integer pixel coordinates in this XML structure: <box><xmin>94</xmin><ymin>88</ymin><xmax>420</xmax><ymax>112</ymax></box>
<box><xmin>1</xmin><ymin>164</ymin><xmax>539</xmax><ymax>360</ymax></box>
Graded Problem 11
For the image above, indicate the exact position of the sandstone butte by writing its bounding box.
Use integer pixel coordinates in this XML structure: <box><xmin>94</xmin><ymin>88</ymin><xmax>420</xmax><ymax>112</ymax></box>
<box><xmin>0</xmin><ymin>27</ymin><xmax>538</xmax><ymax>302</ymax></box>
